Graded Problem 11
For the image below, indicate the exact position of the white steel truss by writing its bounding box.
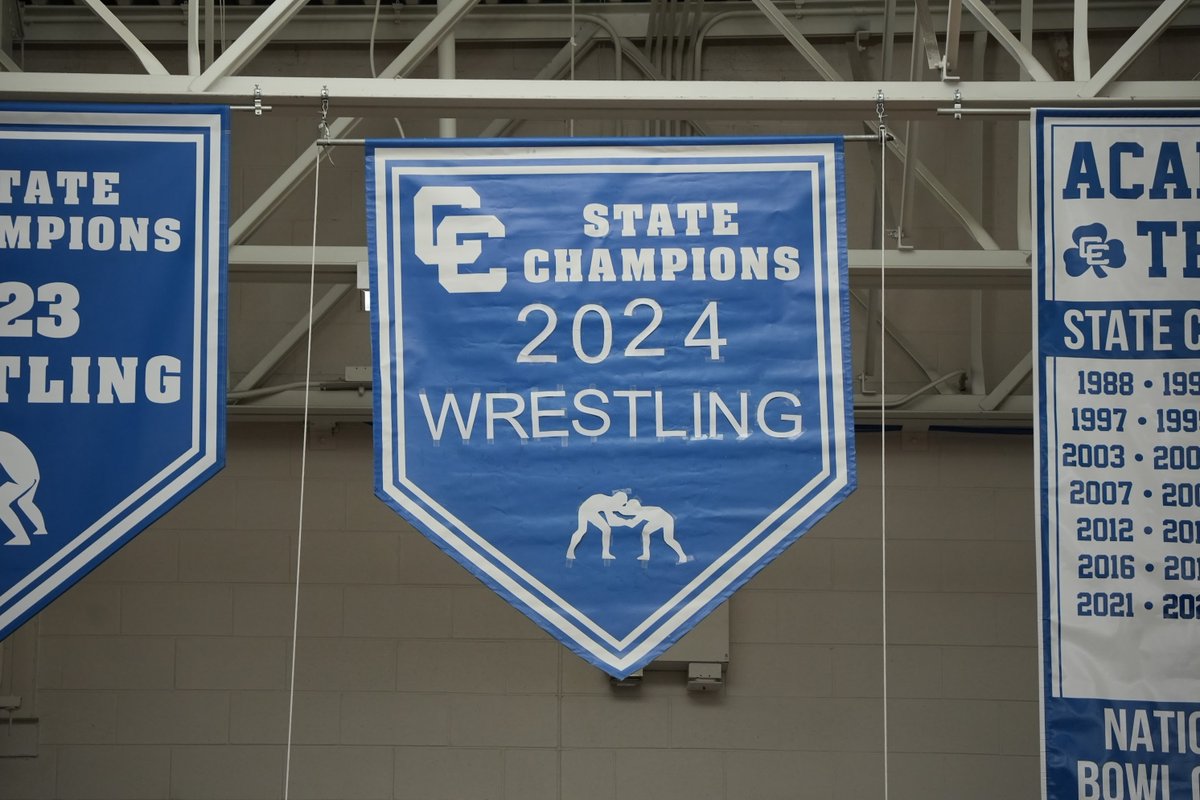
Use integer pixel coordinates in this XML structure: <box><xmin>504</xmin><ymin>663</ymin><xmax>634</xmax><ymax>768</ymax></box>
<box><xmin>1</xmin><ymin>0</ymin><xmax>1195</xmax><ymax>426</ymax></box>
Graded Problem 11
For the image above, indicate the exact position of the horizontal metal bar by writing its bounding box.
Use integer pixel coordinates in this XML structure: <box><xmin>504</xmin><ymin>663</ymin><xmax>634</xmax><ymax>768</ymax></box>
<box><xmin>229</xmin><ymin>245</ymin><xmax>1032</xmax><ymax>287</ymax></box>
<box><xmin>937</xmin><ymin>107</ymin><xmax>1032</xmax><ymax>116</ymax></box>
<box><xmin>2</xmin><ymin>74</ymin><xmax>1194</xmax><ymax>117</ymax></box>
<box><xmin>318</xmin><ymin>132</ymin><xmax>893</xmax><ymax>146</ymax></box>
<box><xmin>226</xmin><ymin>386</ymin><xmax>1033</xmax><ymax>425</ymax></box>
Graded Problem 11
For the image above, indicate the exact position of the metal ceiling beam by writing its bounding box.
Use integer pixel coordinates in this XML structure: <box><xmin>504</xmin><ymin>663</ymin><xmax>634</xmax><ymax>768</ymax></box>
<box><xmin>913</xmin><ymin>0</ymin><xmax>944</xmax><ymax>71</ymax></box>
<box><xmin>230</xmin><ymin>245</ymin><xmax>364</xmax><ymax>281</ymax></box>
<box><xmin>232</xmin><ymin>283</ymin><xmax>353</xmax><ymax>394</ymax></box>
<box><xmin>961</xmin><ymin>0</ymin><xmax>1055</xmax><ymax>81</ymax></box>
<box><xmin>748</xmin><ymin>0</ymin><xmax>841</xmax><ymax>81</ymax></box>
<box><xmin>968</xmin><ymin>290</ymin><xmax>986</xmax><ymax>395</ymax></box>
<box><xmin>204</xmin><ymin>0</ymin><xmax>214</xmax><ymax>66</ymax></box>
<box><xmin>943</xmin><ymin>0</ymin><xmax>963</xmax><ymax>77</ymax></box>
<box><xmin>228</xmin><ymin>245</ymin><xmax>1032</xmax><ymax>287</ymax></box>
<box><xmin>898</xmin><ymin>5</ymin><xmax>926</xmax><ymax>247</ymax></box>
<box><xmin>77</xmin><ymin>0</ymin><xmax>169</xmax><ymax>75</ymax></box>
<box><xmin>881</xmin><ymin>0</ymin><xmax>898</xmax><ymax>79</ymax></box>
<box><xmin>229</xmin><ymin>0</ymin><xmax>482</xmax><ymax>244</ymax></box>
<box><xmin>187</xmin><ymin>0</ymin><xmax>200</xmax><ymax>76</ymax></box>
<box><xmin>19</xmin><ymin>2</ymin><xmax>1200</xmax><ymax>45</ymax></box>
<box><xmin>862</xmin><ymin>118</ymin><xmax>1001</xmax><ymax>251</ymax></box>
<box><xmin>1081</xmin><ymin>0</ymin><xmax>1192</xmax><ymax>96</ymax></box>
<box><xmin>479</xmin><ymin>28</ymin><xmax>606</xmax><ymax>139</ymax></box>
<box><xmin>4</xmin><ymin>73</ymin><xmax>1193</xmax><ymax>116</ymax></box>
<box><xmin>190</xmin><ymin>0</ymin><xmax>310</xmax><ymax>91</ymax></box>
<box><xmin>616</xmin><ymin>37</ymin><xmax>712</xmax><ymax>135</ymax></box>
<box><xmin>0</xmin><ymin>0</ymin><xmax>19</xmax><ymax>72</ymax></box>
<box><xmin>979</xmin><ymin>351</ymin><xmax>1031</xmax><ymax>411</ymax></box>
<box><xmin>850</xmin><ymin>289</ymin><xmax>956</xmax><ymax>394</ymax></box>
<box><xmin>226</xmin><ymin>385</ymin><xmax>1034</xmax><ymax>426</ymax></box>
<box><xmin>1073</xmin><ymin>0</ymin><xmax>1092</xmax><ymax>79</ymax></box>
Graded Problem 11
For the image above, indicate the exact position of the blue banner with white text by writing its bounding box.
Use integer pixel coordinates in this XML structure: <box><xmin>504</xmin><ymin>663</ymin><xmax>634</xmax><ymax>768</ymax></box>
<box><xmin>366</xmin><ymin>137</ymin><xmax>856</xmax><ymax>677</ymax></box>
<box><xmin>0</xmin><ymin>104</ymin><xmax>227</xmax><ymax>641</ymax></box>
<box><xmin>1035</xmin><ymin>109</ymin><xmax>1200</xmax><ymax>800</ymax></box>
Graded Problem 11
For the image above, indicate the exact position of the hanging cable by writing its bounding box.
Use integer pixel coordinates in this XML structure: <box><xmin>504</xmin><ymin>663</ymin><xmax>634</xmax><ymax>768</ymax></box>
<box><xmin>568</xmin><ymin>0</ymin><xmax>577</xmax><ymax>137</ymax></box>
<box><xmin>369</xmin><ymin>0</ymin><xmax>382</xmax><ymax>78</ymax></box>
<box><xmin>876</xmin><ymin>89</ymin><xmax>890</xmax><ymax>800</ymax></box>
<box><xmin>282</xmin><ymin>103</ymin><xmax>325</xmax><ymax>800</ymax></box>
<box><xmin>368</xmin><ymin>0</ymin><xmax>407</xmax><ymax>138</ymax></box>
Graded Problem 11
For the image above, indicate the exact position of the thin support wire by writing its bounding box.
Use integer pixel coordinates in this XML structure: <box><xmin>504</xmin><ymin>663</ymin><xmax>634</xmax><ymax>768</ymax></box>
<box><xmin>876</xmin><ymin>89</ymin><xmax>890</xmax><ymax>800</ymax></box>
<box><xmin>568</xmin><ymin>0</ymin><xmax>577</xmax><ymax>137</ymax></box>
<box><xmin>369</xmin><ymin>0</ymin><xmax>382</xmax><ymax>78</ymax></box>
<box><xmin>282</xmin><ymin>137</ymin><xmax>323</xmax><ymax>800</ymax></box>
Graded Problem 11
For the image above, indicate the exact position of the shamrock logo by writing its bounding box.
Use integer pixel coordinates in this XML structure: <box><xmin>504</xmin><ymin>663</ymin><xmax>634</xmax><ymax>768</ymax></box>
<box><xmin>1064</xmin><ymin>223</ymin><xmax>1126</xmax><ymax>278</ymax></box>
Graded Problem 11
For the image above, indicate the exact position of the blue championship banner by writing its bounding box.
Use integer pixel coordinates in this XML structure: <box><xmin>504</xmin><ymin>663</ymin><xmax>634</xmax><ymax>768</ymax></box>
<box><xmin>367</xmin><ymin>138</ymin><xmax>855</xmax><ymax>677</ymax></box>
<box><xmin>0</xmin><ymin>104</ymin><xmax>227</xmax><ymax>640</ymax></box>
<box><xmin>1036</xmin><ymin>110</ymin><xmax>1200</xmax><ymax>800</ymax></box>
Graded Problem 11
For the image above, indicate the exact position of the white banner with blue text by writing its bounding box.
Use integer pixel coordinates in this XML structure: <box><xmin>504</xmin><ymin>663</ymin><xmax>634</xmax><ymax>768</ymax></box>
<box><xmin>1036</xmin><ymin>110</ymin><xmax>1200</xmax><ymax>800</ymax></box>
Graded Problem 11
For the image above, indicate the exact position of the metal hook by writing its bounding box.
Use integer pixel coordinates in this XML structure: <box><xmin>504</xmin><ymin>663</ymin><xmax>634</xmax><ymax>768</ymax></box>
<box><xmin>953</xmin><ymin>88</ymin><xmax>962</xmax><ymax>121</ymax></box>
<box><xmin>875</xmin><ymin>90</ymin><xmax>887</xmax><ymax>138</ymax></box>
<box><xmin>318</xmin><ymin>86</ymin><xmax>336</xmax><ymax>164</ymax></box>
<box><xmin>319</xmin><ymin>85</ymin><xmax>331</xmax><ymax>139</ymax></box>
<box><xmin>254</xmin><ymin>84</ymin><xmax>263</xmax><ymax>116</ymax></box>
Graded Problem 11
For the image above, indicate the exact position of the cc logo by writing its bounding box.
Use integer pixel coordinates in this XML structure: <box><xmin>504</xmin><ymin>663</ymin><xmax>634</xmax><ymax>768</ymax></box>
<box><xmin>413</xmin><ymin>186</ymin><xmax>507</xmax><ymax>293</ymax></box>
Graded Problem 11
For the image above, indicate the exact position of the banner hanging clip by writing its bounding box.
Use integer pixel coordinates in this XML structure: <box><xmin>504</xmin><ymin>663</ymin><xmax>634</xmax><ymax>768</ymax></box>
<box><xmin>953</xmin><ymin>89</ymin><xmax>962</xmax><ymax>121</ymax></box>
<box><xmin>230</xmin><ymin>84</ymin><xmax>273</xmax><ymax>115</ymax></box>
<box><xmin>318</xmin><ymin>86</ymin><xmax>335</xmax><ymax>163</ymax></box>
<box><xmin>875</xmin><ymin>90</ymin><xmax>888</xmax><ymax>140</ymax></box>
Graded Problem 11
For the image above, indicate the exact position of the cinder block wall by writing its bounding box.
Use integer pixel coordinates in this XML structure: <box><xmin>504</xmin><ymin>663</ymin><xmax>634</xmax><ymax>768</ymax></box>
<box><xmin>1</xmin><ymin>425</ymin><xmax>1038</xmax><ymax>800</ymax></box>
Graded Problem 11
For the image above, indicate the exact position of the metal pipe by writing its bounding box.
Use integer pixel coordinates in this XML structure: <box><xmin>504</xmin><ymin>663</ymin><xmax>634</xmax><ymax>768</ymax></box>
<box><xmin>938</xmin><ymin>107</ymin><xmax>1037</xmax><ymax>115</ymax></box>
<box><xmin>1073</xmin><ymin>0</ymin><xmax>1092</xmax><ymax>80</ymax></box>
<box><xmin>187</xmin><ymin>0</ymin><xmax>201</xmax><ymax>76</ymax></box>
<box><xmin>318</xmin><ymin>132</ymin><xmax>892</xmax><ymax>146</ymax></box>
<box><xmin>204</xmin><ymin>0</ymin><xmax>214</xmax><ymax>67</ymax></box>
<box><xmin>897</xmin><ymin>6</ymin><xmax>923</xmax><ymax>246</ymax></box>
<box><xmin>438</xmin><ymin>0</ymin><xmax>457</xmax><ymax>138</ymax></box>
<box><xmin>882</xmin><ymin>0</ymin><xmax>898</xmax><ymax>79</ymax></box>
<box><xmin>944</xmin><ymin>0</ymin><xmax>963</xmax><ymax>77</ymax></box>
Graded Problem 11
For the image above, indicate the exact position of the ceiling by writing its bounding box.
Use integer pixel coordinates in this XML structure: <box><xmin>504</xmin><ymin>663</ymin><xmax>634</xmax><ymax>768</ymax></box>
<box><xmin>1</xmin><ymin>0</ymin><xmax>1196</xmax><ymax>427</ymax></box>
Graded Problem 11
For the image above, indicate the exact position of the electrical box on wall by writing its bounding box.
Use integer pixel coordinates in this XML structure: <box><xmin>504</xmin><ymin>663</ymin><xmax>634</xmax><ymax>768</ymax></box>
<box><xmin>610</xmin><ymin>603</ymin><xmax>729</xmax><ymax>691</ymax></box>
